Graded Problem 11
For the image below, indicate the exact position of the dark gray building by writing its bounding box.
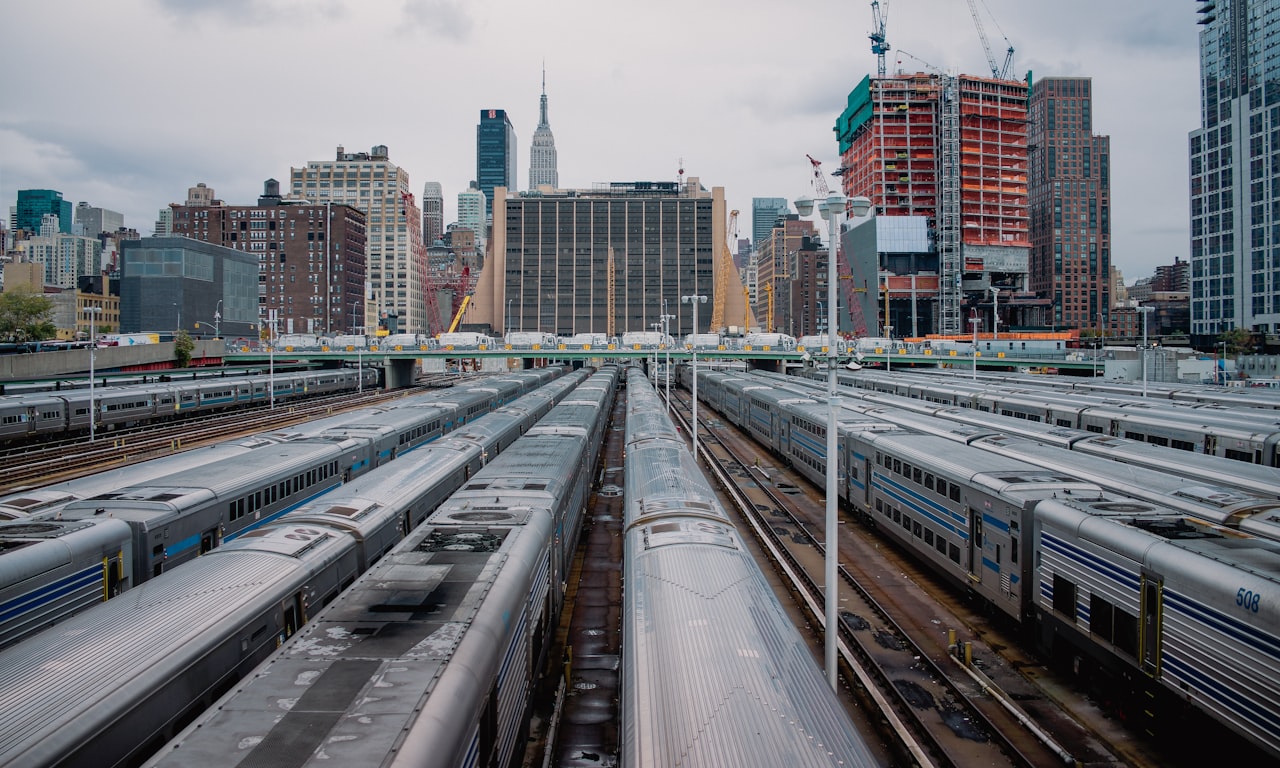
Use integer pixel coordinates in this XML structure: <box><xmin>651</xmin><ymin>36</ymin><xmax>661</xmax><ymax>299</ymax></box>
<box><xmin>477</xmin><ymin>109</ymin><xmax>517</xmax><ymax>213</ymax></box>
<box><xmin>119</xmin><ymin>237</ymin><xmax>258</xmax><ymax>339</ymax></box>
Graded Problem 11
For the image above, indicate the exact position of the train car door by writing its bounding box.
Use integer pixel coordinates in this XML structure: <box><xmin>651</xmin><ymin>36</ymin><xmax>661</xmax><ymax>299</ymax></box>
<box><xmin>104</xmin><ymin>553</ymin><xmax>124</xmax><ymax>598</ymax></box>
<box><xmin>200</xmin><ymin>526</ymin><xmax>220</xmax><ymax>555</ymax></box>
<box><xmin>968</xmin><ymin>507</ymin><xmax>983</xmax><ymax>584</ymax></box>
<box><xmin>281</xmin><ymin>592</ymin><xmax>306</xmax><ymax>641</ymax></box>
<box><xmin>1141</xmin><ymin>573</ymin><xmax>1163</xmax><ymax>678</ymax></box>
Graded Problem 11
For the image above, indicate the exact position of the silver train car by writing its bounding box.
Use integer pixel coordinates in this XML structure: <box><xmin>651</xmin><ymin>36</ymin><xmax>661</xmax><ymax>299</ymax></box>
<box><xmin>1035</xmin><ymin>496</ymin><xmax>1280</xmax><ymax>756</ymax></box>
<box><xmin>820</xmin><ymin>367</ymin><xmax>1280</xmax><ymax>467</ymax></box>
<box><xmin>144</xmin><ymin>365</ymin><xmax>620</xmax><ymax>768</ymax></box>
<box><xmin>0</xmin><ymin>369</ymin><xmax>566</xmax><ymax>649</ymax></box>
<box><xmin>695</xmin><ymin>368</ymin><xmax>1280</xmax><ymax>755</ymax></box>
<box><xmin>0</xmin><ymin>367</ymin><xmax>379</xmax><ymax>443</ymax></box>
<box><xmin>620</xmin><ymin>369</ymin><xmax>875</xmax><ymax>766</ymax></box>
<box><xmin>0</xmin><ymin>372</ymin><xmax>590</xmax><ymax>768</ymax></box>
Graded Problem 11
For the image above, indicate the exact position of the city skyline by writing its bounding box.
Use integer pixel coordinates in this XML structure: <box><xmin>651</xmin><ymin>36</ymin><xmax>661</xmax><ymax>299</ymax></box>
<box><xmin>1</xmin><ymin>1</ymin><xmax>1195</xmax><ymax>279</ymax></box>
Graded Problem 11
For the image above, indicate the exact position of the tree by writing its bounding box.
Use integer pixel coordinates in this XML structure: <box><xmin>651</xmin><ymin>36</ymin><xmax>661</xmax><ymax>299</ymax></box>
<box><xmin>174</xmin><ymin>330</ymin><xmax>194</xmax><ymax>369</ymax></box>
<box><xmin>0</xmin><ymin>289</ymin><xmax>57</xmax><ymax>342</ymax></box>
<box><xmin>1219</xmin><ymin>327</ymin><xmax>1256</xmax><ymax>355</ymax></box>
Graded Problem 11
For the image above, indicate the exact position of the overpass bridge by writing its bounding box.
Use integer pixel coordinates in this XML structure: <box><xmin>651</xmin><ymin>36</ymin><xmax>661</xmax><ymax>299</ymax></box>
<box><xmin>224</xmin><ymin>344</ymin><xmax>1103</xmax><ymax>387</ymax></box>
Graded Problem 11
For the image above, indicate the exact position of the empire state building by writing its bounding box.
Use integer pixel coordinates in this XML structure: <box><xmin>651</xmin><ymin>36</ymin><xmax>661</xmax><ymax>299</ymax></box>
<box><xmin>529</xmin><ymin>68</ymin><xmax>558</xmax><ymax>189</ymax></box>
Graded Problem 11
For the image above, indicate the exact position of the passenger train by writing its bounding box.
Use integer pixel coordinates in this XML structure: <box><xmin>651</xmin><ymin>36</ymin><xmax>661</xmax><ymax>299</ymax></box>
<box><xmin>691</xmin><ymin>367</ymin><xmax>1280</xmax><ymax>756</ymax></box>
<box><xmin>0</xmin><ymin>368</ymin><xmax>566</xmax><ymax>650</ymax></box>
<box><xmin>810</xmin><ymin>367</ymin><xmax>1280</xmax><ymax>467</ymax></box>
<box><xmin>0</xmin><ymin>367</ymin><xmax>379</xmax><ymax>444</ymax></box>
<box><xmin>142</xmin><ymin>366</ymin><xmax>619</xmax><ymax>768</ymax></box>
<box><xmin>0</xmin><ymin>369</ymin><xmax>596</xmax><ymax>768</ymax></box>
<box><xmin>620</xmin><ymin>369</ymin><xmax>875</xmax><ymax>766</ymax></box>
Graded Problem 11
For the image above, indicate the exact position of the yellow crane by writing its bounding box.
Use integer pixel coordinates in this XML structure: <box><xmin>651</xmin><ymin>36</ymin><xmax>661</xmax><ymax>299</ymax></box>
<box><xmin>762</xmin><ymin>282</ymin><xmax>774</xmax><ymax>333</ymax></box>
<box><xmin>710</xmin><ymin>209</ymin><xmax>738</xmax><ymax>331</ymax></box>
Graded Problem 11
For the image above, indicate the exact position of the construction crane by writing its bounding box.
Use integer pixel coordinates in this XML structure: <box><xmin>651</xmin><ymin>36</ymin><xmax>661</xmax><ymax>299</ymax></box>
<box><xmin>869</xmin><ymin>0</ymin><xmax>890</xmax><ymax>77</ymax></box>
<box><xmin>710</xmin><ymin>209</ymin><xmax>738</xmax><ymax>331</ymax></box>
<box><xmin>445</xmin><ymin>266</ymin><xmax>471</xmax><ymax>333</ymax></box>
<box><xmin>804</xmin><ymin>155</ymin><xmax>871</xmax><ymax>338</ymax></box>
<box><xmin>964</xmin><ymin>0</ymin><xmax>1013</xmax><ymax>80</ymax></box>
<box><xmin>762</xmin><ymin>282</ymin><xmax>774</xmax><ymax>333</ymax></box>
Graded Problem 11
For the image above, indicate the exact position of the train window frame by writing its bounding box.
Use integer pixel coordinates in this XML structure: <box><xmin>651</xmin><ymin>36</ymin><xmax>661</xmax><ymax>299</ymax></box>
<box><xmin>924</xmin><ymin>529</ymin><xmax>935</xmax><ymax>546</ymax></box>
<box><xmin>912</xmin><ymin>467</ymin><xmax>922</xmax><ymax>484</ymax></box>
<box><xmin>924</xmin><ymin>473</ymin><xmax>934</xmax><ymax>490</ymax></box>
<box><xmin>949</xmin><ymin>485</ymin><xmax>960</xmax><ymax>502</ymax></box>
<box><xmin>1053</xmin><ymin>574</ymin><xmax>1077</xmax><ymax>620</ymax></box>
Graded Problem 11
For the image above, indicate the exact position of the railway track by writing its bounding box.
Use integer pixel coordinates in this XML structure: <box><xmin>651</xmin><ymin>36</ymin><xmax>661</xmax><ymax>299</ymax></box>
<box><xmin>0</xmin><ymin>387</ymin><xmax>418</xmax><ymax>493</ymax></box>
<box><xmin>667</xmin><ymin>388</ymin><xmax>1125</xmax><ymax>768</ymax></box>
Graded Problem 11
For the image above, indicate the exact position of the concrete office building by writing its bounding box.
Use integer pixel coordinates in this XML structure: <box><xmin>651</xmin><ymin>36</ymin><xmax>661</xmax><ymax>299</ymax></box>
<box><xmin>463</xmin><ymin>180</ymin><xmax>751</xmax><ymax>338</ymax></box>
<box><xmin>421</xmin><ymin>182</ymin><xmax>445</xmax><ymax>247</ymax></box>
<box><xmin>73</xmin><ymin>203</ymin><xmax>125</xmax><ymax>238</ymax></box>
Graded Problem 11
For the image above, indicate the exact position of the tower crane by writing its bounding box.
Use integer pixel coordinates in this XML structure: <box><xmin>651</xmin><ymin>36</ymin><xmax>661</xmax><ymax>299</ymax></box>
<box><xmin>964</xmin><ymin>0</ymin><xmax>1013</xmax><ymax>80</ymax></box>
<box><xmin>710</xmin><ymin>209</ymin><xmax>738</xmax><ymax>331</ymax></box>
<box><xmin>869</xmin><ymin>0</ymin><xmax>890</xmax><ymax>78</ymax></box>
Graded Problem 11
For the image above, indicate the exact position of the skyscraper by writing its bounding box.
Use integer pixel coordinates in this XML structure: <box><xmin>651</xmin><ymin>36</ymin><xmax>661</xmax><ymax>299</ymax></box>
<box><xmin>289</xmin><ymin>145</ymin><xmax>428</xmax><ymax>334</ymax></box>
<box><xmin>477</xmin><ymin>109</ymin><xmax>517</xmax><ymax>212</ymax></box>
<box><xmin>15</xmin><ymin>189</ymin><xmax>73</xmax><ymax>234</ymax></box>
<box><xmin>1189</xmin><ymin>1</ymin><xmax>1280</xmax><ymax>341</ymax></box>
<box><xmin>1028</xmin><ymin>77</ymin><xmax>1111</xmax><ymax>331</ymax></box>
<box><xmin>751</xmin><ymin>198</ymin><xmax>790</xmax><ymax>253</ymax></box>
<box><xmin>457</xmin><ymin>183</ymin><xmax>487</xmax><ymax>255</ymax></box>
<box><xmin>421</xmin><ymin>182</ymin><xmax>444</xmax><ymax>245</ymax></box>
<box><xmin>529</xmin><ymin>67</ymin><xmax>558</xmax><ymax>189</ymax></box>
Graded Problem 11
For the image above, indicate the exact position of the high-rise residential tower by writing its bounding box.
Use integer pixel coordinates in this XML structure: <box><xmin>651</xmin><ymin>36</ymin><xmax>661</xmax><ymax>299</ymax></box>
<box><xmin>421</xmin><ymin>182</ymin><xmax>444</xmax><ymax>245</ymax></box>
<box><xmin>477</xmin><ymin>109</ymin><xmax>517</xmax><ymax>213</ymax></box>
<box><xmin>1189</xmin><ymin>0</ymin><xmax>1280</xmax><ymax>341</ymax></box>
<box><xmin>289</xmin><ymin>145</ymin><xmax>427</xmax><ymax>334</ymax></box>
<box><xmin>529</xmin><ymin>68</ymin><xmax>559</xmax><ymax>189</ymax></box>
<box><xmin>1028</xmin><ymin>77</ymin><xmax>1111</xmax><ymax>331</ymax></box>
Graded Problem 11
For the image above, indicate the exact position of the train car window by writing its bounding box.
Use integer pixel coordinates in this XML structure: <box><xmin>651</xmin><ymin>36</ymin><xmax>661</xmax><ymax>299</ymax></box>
<box><xmin>892</xmin><ymin>508</ymin><xmax>901</xmax><ymax>523</ymax></box>
<box><xmin>1053</xmin><ymin>574</ymin><xmax>1077</xmax><ymax>619</ymax></box>
<box><xmin>948</xmin><ymin>543</ymin><xmax>960</xmax><ymax>563</ymax></box>
<box><xmin>1114</xmin><ymin>609</ymin><xmax>1139</xmax><ymax>657</ymax></box>
<box><xmin>875</xmin><ymin>499</ymin><xmax>883</xmax><ymax>512</ymax></box>
<box><xmin>1091</xmin><ymin>594</ymin><xmax>1114</xmax><ymax>642</ymax></box>
<box><xmin>902</xmin><ymin>461</ymin><xmax>913</xmax><ymax>478</ymax></box>
<box><xmin>1124</xmin><ymin>431</ymin><xmax>1144</xmax><ymax>441</ymax></box>
<box><xmin>924</xmin><ymin>473</ymin><xmax>934</xmax><ymax>491</ymax></box>
<box><xmin>913</xmin><ymin>521</ymin><xmax>922</xmax><ymax>537</ymax></box>
<box><xmin>1171</xmin><ymin>439</ymin><xmax>1195</xmax><ymax>451</ymax></box>
<box><xmin>949</xmin><ymin>485</ymin><xmax>961</xmax><ymax>502</ymax></box>
<box><xmin>1225</xmin><ymin>448</ymin><xmax>1252</xmax><ymax>463</ymax></box>
<box><xmin>893</xmin><ymin>459</ymin><xmax>902</xmax><ymax>474</ymax></box>
<box><xmin>936</xmin><ymin>536</ymin><xmax>947</xmax><ymax>555</ymax></box>
<box><xmin>1056</xmin><ymin>419</ymin><xmax>1072</xmax><ymax>427</ymax></box>
<box><xmin>924</xmin><ymin>529</ymin><xmax>934</xmax><ymax>546</ymax></box>
<box><xmin>912</xmin><ymin>467</ymin><xmax>922</xmax><ymax>484</ymax></box>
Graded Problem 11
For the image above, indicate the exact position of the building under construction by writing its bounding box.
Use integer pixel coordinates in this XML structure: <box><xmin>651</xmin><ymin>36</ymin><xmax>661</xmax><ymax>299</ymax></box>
<box><xmin>836</xmin><ymin>71</ymin><xmax>1032</xmax><ymax>336</ymax></box>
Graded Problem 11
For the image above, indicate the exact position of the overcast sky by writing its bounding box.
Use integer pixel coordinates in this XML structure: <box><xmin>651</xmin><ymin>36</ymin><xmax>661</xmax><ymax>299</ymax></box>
<box><xmin>1</xmin><ymin>0</ymin><xmax>1197</xmax><ymax>280</ymax></box>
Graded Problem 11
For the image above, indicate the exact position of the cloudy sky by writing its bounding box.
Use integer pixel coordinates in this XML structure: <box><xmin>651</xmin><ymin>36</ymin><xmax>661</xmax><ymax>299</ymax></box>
<box><xmin>1</xmin><ymin>0</ymin><xmax>1197</xmax><ymax>279</ymax></box>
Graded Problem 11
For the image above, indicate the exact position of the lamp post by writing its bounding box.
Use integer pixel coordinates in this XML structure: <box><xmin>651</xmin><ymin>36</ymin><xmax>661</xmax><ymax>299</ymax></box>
<box><xmin>795</xmin><ymin>190</ymin><xmax>871</xmax><ymax>689</ymax></box>
<box><xmin>1137</xmin><ymin>305</ymin><xmax>1154</xmax><ymax>397</ymax></box>
<box><xmin>650</xmin><ymin>322</ymin><xmax>661</xmax><ymax>379</ymax></box>
<box><xmin>213</xmin><ymin>300</ymin><xmax>222</xmax><ymax>339</ymax></box>
<box><xmin>173</xmin><ymin>303</ymin><xmax>181</xmax><ymax>335</ymax></box>
<box><xmin>1095</xmin><ymin>312</ymin><xmax>1104</xmax><ymax>378</ymax></box>
<box><xmin>989</xmin><ymin>286</ymin><xmax>1000</xmax><ymax>341</ymax></box>
<box><xmin>970</xmin><ymin>316</ymin><xmax>981</xmax><ymax>380</ymax></box>
<box><xmin>86</xmin><ymin>307</ymin><xmax>101</xmax><ymax>442</ymax></box>
<box><xmin>267</xmin><ymin>309</ymin><xmax>277</xmax><ymax>410</ymax></box>
<box><xmin>661</xmin><ymin>311</ymin><xmax>675</xmax><ymax>413</ymax></box>
<box><xmin>506</xmin><ymin>298</ymin><xmax>513</xmax><ymax>340</ymax></box>
<box><xmin>681</xmin><ymin>294</ymin><xmax>707</xmax><ymax>464</ymax></box>
<box><xmin>1221</xmin><ymin>339</ymin><xmax>1228</xmax><ymax>384</ymax></box>
<box><xmin>884</xmin><ymin>324</ymin><xmax>893</xmax><ymax>373</ymax></box>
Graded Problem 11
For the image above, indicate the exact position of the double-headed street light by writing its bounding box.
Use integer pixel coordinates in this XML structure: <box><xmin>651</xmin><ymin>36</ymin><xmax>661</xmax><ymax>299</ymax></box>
<box><xmin>86</xmin><ymin>307</ymin><xmax>102</xmax><ymax>442</ymax></box>
<box><xmin>681</xmin><ymin>294</ymin><xmax>707</xmax><ymax>464</ymax></box>
<box><xmin>989</xmin><ymin>286</ymin><xmax>1000</xmax><ymax>340</ymax></box>
<box><xmin>794</xmin><ymin>190</ymin><xmax>871</xmax><ymax>690</ymax></box>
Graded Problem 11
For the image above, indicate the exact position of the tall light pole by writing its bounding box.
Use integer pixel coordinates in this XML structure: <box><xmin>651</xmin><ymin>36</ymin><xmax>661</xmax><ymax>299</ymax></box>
<box><xmin>795</xmin><ymin>190</ymin><xmax>871</xmax><ymax>689</ymax></box>
<box><xmin>86</xmin><ymin>307</ymin><xmax>101</xmax><ymax>442</ymax></box>
<box><xmin>661</xmin><ymin>311</ymin><xmax>675</xmax><ymax>413</ymax></box>
<box><xmin>1095</xmin><ymin>312</ymin><xmax>1104</xmax><ymax>377</ymax></box>
<box><xmin>989</xmin><ymin>286</ymin><xmax>1000</xmax><ymax>341</ymax></box>
<box><xmin>1137</xmin><ymin>305</ymin><xmax>1154</xmax><ymax>397</ymax></box>
<box><xmin>681</xmin><ymin>294</ymin><xmax>707</xmax><ymax>464</ymax></box>
<box><xmin>506</xmin><ymin>298</ymin><xmax>513</xmax><ymax>340</ymax></box>
<box><xmin>650</xmin><ymin>322</ymin><xmax>662</xmax><ymax>379</ymax></box>
<box><xmin>884</xmin><ymin>325</ymin><xmax>893</xmax><ymax>373</ymax></box>
<box><xmin>268</xmin><ymin>309</ymin><xmax>277</xmax><ymax>410</ymax></box>
<box><xmin>970</xmin><ymin>316</ymin><xmax>981</xmax><ymax>380</ymax></box>
<box><xmin>173</xmin><ymin>302</ymin><xmax>181</xmax><ymax>336</ymax></box>
<box><xmin>213</xmin><ymin>299</ymin><xmax>222</xmax><ymax>339</ymax></box>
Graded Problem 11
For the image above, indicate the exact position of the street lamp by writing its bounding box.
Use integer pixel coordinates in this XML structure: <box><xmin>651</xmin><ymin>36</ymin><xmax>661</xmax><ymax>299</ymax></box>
<box><xmin>506</xmin><ymin>298</ymin><xmax>513</xmax><ymax>340</ymax></box>
<box><xmin>681</xmin><ymin>294</ymin><xmax>707</xmax><ymax>464</ymax></box>
<box><xmin>650</xmin><ymin>322</ymin><xmax>662</xmax><ymax>379</ymax></box>
<box><xmin>1137</xmin><ymin>305</ymin><xmax>1154</xmax><ymax>397</ymax></box>
<box><xmin>1095</xmin><ymin>312</ymin><xmax>1104</xmax><ymax>378</ymax></box>
<box><xmin>884</xmin><ymin>325</ymin><xmax>893</xmax><ymax>374</ymax></box>
<box><xmin>794</xmin><ymin>190</ymin><xmax>871</xmax><ymax>689</ymax></box>
<box><xmin>969</xmin><ymin>316</ymin><xmax>981</xmax><ymax>380</ymax></box>
<box><xmin>86</xmin><ymin>307</ymin><xmax>102</xmax><ymax>442</ymax></box>
<box><xmin>213</xmin><ymin>300</ymin><xmax>222</xmax><ymax>339</ymax></box>
<box><xmin>173</xmin><ymin>303</ymin><xmax>181</xmax><ymax>335</ymax></box>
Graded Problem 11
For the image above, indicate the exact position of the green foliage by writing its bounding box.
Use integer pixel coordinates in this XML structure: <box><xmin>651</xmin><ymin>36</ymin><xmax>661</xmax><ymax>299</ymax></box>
<box><xmin>174</xmin><ymin>330</ymin><xmax>194</xmax><ymax>369</ymax></box>
<box><xmin>1219</xmin><ymin>327</ymin><xmax>1255</xmax><ymax>355</ymax></box>
<box><xmin>0</xmin><ymin>289</ymin><xmax>56</xmax><ymax>342</ymax></box>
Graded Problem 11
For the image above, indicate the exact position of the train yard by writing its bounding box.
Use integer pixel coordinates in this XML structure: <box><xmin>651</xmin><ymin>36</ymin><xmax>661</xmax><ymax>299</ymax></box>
<box><xmin>0</xmin><ymin>362</ymin><xmax>1276</xmax><ymax>766</ymax></box>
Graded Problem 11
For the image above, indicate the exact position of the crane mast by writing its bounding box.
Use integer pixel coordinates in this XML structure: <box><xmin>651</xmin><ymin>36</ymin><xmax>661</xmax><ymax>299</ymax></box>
<box><xmin>869</xmin><ymin>0</ymin><xmax>890</xmax><ymax>78</ymax></box>
<box><xmin>710</xmin><ymin>209</ymin><xmax>738</xmax><ymax>331</ymax></box>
